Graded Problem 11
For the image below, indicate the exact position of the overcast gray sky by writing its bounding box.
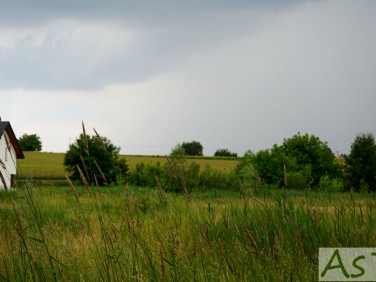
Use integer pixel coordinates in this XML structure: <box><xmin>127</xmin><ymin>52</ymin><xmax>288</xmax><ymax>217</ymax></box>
<box><xmin>1</xmin><ymin>0</ymin><xmax>375</xmax><ymax>156</ymax></box>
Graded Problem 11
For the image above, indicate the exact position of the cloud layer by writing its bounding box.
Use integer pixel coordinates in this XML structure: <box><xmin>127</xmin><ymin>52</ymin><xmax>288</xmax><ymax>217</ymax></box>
<box><xmin>1</xmin><ymin>0</ymin><xmax>375</xmax><ymax>155</ymax></box>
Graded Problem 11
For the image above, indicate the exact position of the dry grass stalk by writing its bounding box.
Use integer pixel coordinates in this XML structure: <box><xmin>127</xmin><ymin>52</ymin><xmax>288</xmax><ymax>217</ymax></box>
<box><xmin>10</xmin><ymin>198</ymin><xmax>23</xmax><ymax>233</ymax></box>
<box><xmin>10</xmin><ymin>198</ymin><xmax>37</xmax><ymax>278</ymax></box>
<box><xmin>250</xmin><ymin>163</ymin><xmax>261</xmax><ymax>183</ymax></box>
<box><xmin>283</xmin><ymin>163</ymin><xmax>288</xmax><ymax>188</ymax></box>
<box><xmin>93</xmin><ymin>174</ymin><xmax>102</xmax><ymax>196</ymax></box>
<box><xmin>66</xmin><ymin>175</ymin><xmax>80</xmax><ymax>203</ymax></box>
<box><xmin>94</xmin><ymin>160</ymin><xmax>108</xmax><ymax>186</ymax></box>
<box><xmin>125</xmin><ymin>183</ymin><xmax>132</xmax><ymax>211</ymax></box>
<box><xmin>155</xmin><ymin>176</ymin><xmax>164</xmax><ymax>198</ymax></box>
<box><xmin>251</xmin><ymin>195</ymin><xmax>265</xmax><ymax>208</ymax></box>
<box><xmin>82</xmin><ymin>121</ymin><xmax>89</xmax><ymax>156</ymax></box>
<box><xmin>136</xmin><ymin>204</ymin><xmax>141</xmax><ymax>228</ymax></box>
<box><xmin>221</xmin><ymin>247</ymin><xmax>235</xmax><ymax>274</ymax></box>
<box><xmin>165</xmin><ymin>155</ymin><xmax>178</xmax><ymax>179</ymax></box>
<box><xmin>224</xmin><ymin>217</ymin><xmax>230</xmax><ymax>230</ymax></box>
<box><xmin>243</xmin><ymin>226</ymin><xmax>259</xmax><ymax>254</ymax></box>
<box><xmin>93</xmin><ymin>128</ymin><xmax>107</xmax><ymax>152</ymax></box>
<box><xmin>177</xmin><ymin>164</ymin><xmax>190</xmax><ymax>204</ymax></box>
<box><xmin>80</xmin><ymin>155</ymin><xmax>90</xmax><ymax>180</ymax></box>
<box><xmin>0</xmin><ymin>253</ymin><xmax>7</xmax><ymax>276</ymax></box>
<box><xmin>77</xmin><ymin>165</ymin><xmax>92</xmax><ymax>193</ymax></box>
<box><xmin>359</xmin><ymin>204</ymin><xmax>368</xmax><ymax>226</ymax></box>
<box><xmin>159</xmin><ymin>245</ymin><xmax>165</xmax><ymax>280</ymax></box>
<box><xmin>124</xmin><ymin>212</ymin><xmax>132</xmax><ymax>232</ymax></box>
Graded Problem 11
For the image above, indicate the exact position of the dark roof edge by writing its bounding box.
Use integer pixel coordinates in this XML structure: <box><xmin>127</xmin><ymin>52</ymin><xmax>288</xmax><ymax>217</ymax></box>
<box><xmin>0</xmin><ymin>121</ymin><xmax>25</xmax><ymax>159</ymax></box>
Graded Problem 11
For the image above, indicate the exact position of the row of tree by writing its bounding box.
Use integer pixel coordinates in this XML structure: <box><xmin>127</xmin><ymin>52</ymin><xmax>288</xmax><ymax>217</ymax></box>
<box><xmin>19</xmin><ymin>131</ymin><xmax>376</xmax><ymax>192</ymax></box>
<box><xmin>234</xmin><ymin>132</ymin><xmax>376</xmax><ymax>192</ymax></box>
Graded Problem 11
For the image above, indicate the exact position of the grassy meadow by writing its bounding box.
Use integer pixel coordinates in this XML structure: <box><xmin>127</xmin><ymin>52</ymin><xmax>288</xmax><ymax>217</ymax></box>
<box><xmin>1</xmin><ymin>184</ymin><xmax>375</xmax><ymax>281</ymax></box>
<box><xmin>5</xmin><ymin>152</ymin><xmax>376</xmax><ymax>280</ymax></box>
<box><xmin>17</xmin><ymin>152</ymin><xmax>239</xmax><ymax>180</ymax></box>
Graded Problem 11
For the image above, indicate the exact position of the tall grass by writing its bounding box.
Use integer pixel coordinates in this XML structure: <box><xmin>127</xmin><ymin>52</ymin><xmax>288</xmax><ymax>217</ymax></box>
<box><xmin>0</xmin><ymin>185</ymin><xmax>374</xmax><ymax>281</ymax></box>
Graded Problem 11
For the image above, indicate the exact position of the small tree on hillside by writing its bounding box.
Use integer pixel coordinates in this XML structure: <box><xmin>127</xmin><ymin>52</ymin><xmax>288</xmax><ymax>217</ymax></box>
<box><xmin>64</xmin><ymin>133</ymin><xmax>128</xmax><ymax>184</ymax></box>
<box><xmin>214</xmin><ymin>148</ymin><xmax>238</xmax><ymax>157</ymax></box>
<box><xmin>345</xmin><ymin>132</ymin><xmax>376</xmax><ymax>192</ymax></box>
<box><xmin>181</xmin><ymin>141</ymin><xmax>203</xmax><ymax>156</ymax></box>
<box><xmin>18</xmin><ymin>133</ymin><xmax>42</xmax><ymax>151</ymax></box>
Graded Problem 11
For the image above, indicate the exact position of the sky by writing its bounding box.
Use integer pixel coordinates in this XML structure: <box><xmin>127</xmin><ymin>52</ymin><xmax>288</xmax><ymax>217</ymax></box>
<box><xmin>1</xmin><ymin>0</ymin><xmax>375</xmax><ymax>156</ymax></box>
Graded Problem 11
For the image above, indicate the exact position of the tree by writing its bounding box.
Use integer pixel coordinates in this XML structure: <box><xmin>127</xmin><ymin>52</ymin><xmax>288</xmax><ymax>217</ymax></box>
<box><xmin>281</xmin><ymin>133</ymin><xmax>339</xmax><ymax>186</ymax></box>
<box><xmin>181</xmin><ymin>141</ymin><xmax>203</xmax><ymax>156</ymax></box>
<box><xmin>214</xmin><ymin>148</ymin><xmax>238</xmax><ymax>157</ymax></box>
<box><xmin>18</xmin><ymin>133</ymin><xmax>42</xmax><ymax>151</ymax></box>
<box><xmin>250</xmin><ymin>145</ymin><xmax>298</xmax><ymax>186</ymax></box>
<box><xmin>64</xmin><ymin>133</ymin><xmax>128</xmax><ymax>185</ymax></box>
<box><xmin>345</xmin><ymin>133</ymin><xmax>376</xmax><ymax>192</ymax></box>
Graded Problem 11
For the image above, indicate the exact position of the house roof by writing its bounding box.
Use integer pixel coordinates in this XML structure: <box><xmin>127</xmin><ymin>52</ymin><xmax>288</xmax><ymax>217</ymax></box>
<box><xmin>0</xmin><ymin>121</ymin><xmax>25</xmax><ymax>159</ymax></box>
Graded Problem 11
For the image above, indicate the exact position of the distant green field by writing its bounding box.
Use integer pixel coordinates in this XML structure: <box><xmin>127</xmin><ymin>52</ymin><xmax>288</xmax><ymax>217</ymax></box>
<box><xmin>18</xmin><ymin>152</ymin><xmax>66</xmax><ymax>179</ymax></box>
<box><xmin>18</xmin><ymin>152</ymin><xmax>239</xmax><ymax>179</ymax></box>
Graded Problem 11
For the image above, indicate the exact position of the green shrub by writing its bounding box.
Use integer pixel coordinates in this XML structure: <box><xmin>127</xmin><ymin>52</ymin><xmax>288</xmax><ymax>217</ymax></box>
<box><xmin>286</xmin><ymin>171</ymin><xmax>308</xmax><ymax>190</ymax></box>
<box><xmin>199</xmin><ymin>165</ymin><xmax>238</xmax><ymax>191</ymax></box>
<box><xmin>318</xmin><ymin>175</ymin><xmax>344</xmax><ymax>193</ymax></box>
<box><xmin>130</xmin><ymin>162</ymin><xmax>163</xmax><ymax>187</ymax></box>
<box><xmin>128</xmin><ymin>161</ymin><xmax>239</xmax><ymax>192</ymax></box>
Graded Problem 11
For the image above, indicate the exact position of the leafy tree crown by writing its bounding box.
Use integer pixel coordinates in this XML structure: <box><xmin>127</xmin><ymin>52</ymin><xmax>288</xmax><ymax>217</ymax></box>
<box><xmin>281</xmin><ymin>132</ymin><xmax>338</xmax><ymax>185</ymax></box>
<box><xmin>181</xmin><ymin>141</ymin><xmax>203</xmax><ymax>156</ymax></box>
<box><xmin>345</xmin><ymin>132</ymin><xmax>376</xmax><ymax>191</ymax></box>
<box><xmin>18</xmin><ymin>133</ymin><xmax>42</xmax><ymax>152</ymax></box>
<box><xmin>64</xmin><ymin>133</ymin><xmax>128</xmax><ymax>184</ymax></box>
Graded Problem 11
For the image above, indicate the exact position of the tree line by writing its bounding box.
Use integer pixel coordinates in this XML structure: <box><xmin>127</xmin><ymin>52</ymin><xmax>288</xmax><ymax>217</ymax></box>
<box><xmin>19</xmin><ymin>131</ymin><xmax>376</xmax><ymax>192</ymax></box>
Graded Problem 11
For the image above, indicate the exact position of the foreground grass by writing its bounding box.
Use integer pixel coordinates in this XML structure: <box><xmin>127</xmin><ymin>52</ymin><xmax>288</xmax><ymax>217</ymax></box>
<box><xmin>0</xmin><ymin>186</ymin><xmax>375</xmax><ymax>281</ymax></box>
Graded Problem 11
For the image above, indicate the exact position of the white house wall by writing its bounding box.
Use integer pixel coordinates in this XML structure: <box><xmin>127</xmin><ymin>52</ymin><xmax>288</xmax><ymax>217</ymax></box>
<box><xmin>0</xmin><ymin>131</ymin><xmax>17</xmax><ymax>189</ymax></box>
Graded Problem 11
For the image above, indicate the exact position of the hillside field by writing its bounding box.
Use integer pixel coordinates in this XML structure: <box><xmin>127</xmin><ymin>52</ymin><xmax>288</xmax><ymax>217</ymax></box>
<box><xmin>17</xmin><ymin>152</ymin><xmax>239</xmax><ymax>179</ymax></box>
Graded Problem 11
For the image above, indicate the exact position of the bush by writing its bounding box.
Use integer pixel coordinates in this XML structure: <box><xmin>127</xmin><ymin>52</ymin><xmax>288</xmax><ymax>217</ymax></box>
<box><xmin>128</xmin><ymin>161</ymin><xmax>239</xmax><ymax>192</ymax></box>
<box><xmin>64</xmin><ymin>133</ymin><xmax>129</xmax><ymax>185</ymax></box>
<box><xmin>318</xmin><ymin>175</ymin><xmax>344</xmax><ymax>193</ymax></box>
<box><xmin>130</xmin><ymin>162</ymin><xmax>163</xmax><ymax>187</ymax></box>
<box><xmin>200</xmin><ymin>165</ymin><xmax>237</xmax><ymax>191</ymax></box>
<box><xmin>286</xmin><ymin>172</ymin><xmax>308</xmax><ymax>190</ymax></box>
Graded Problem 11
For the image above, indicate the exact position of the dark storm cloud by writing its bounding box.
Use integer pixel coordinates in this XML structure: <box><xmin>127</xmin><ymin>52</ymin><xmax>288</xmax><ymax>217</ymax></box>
<box><xmin>0</xmin><ymin>0</ymin><xmax>307</xmax><ymax>90</ymax></box>
<box><xmin>0</xmin><ymin>0</ymin><xmax>306</xmax><ymax>26</ymax></box>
